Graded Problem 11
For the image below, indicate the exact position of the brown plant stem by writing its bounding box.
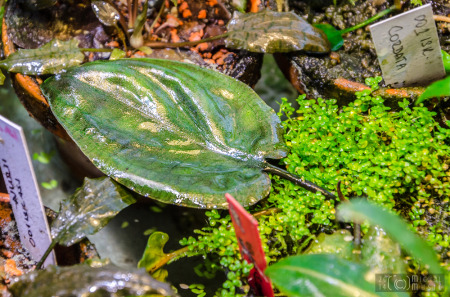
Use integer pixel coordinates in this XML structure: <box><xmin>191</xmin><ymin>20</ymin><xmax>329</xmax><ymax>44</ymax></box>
<box><xmin>333</xmin><ymin>77</ymin><xmax>426</xmax><ymax>99</ymax></box>
<box><xmin>263</xmin><ymin>163</ymin><xmax>336</xmax><ymax>200</ymax></box>
<box><xmin>148</xmin><ymin>246</ymin><xmax>190</xmax><ymax>274</ymax></box>
<box><xmin>434</xmin><ymin>15</ymin><xmax>450</xmax><ymax>23</ymax></box>
<box><xmin>253</xmin><ymin>207</ymin><xmax>281</xmax><ymax>218</ymax></box>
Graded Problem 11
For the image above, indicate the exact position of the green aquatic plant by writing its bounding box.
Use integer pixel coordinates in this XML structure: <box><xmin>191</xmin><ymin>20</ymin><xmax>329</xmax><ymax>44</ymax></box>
<box><xmin>176</xmin><ymin>77</ymin><xmax>450</xmax><ymax>295</ymax></box>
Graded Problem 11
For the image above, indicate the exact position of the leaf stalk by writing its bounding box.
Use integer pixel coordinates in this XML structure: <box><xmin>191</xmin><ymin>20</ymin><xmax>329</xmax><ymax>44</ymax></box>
<box><xmin>263</xmin><ymin>163</ymin><xmax>336</xmax><ymax>200</ymax></box>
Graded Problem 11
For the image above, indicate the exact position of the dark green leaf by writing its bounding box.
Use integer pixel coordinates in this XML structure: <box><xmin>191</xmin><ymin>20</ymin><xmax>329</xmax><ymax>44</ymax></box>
<box><xmin>8</xmin><ymin>263</ymin><xmax>177</xmax><ymax>297</ymax></box>
<box><xmin>91</xmin><ymin>0</ymin><xmax>120</xmax><ymax>27</ymax></box>
<box><xmin>416</xmin><ymin>76</ymin><xmax>450</xmax><ymax>105</ymax></box>
<box><xmin>441</xmin><ymin>50</ymin><xmax>450</xmax><ymax>75</ymax></box>
<box><xmin>266</xmin><ymin>254</ymin><xmax>388</xmax><ymax>297</ymax></box>
<box><xmin>313</xmin><ymin>23</ymin><xmax>344</xmax><ymax>51</ymax></box>
<box><xmin>51</xmin><ymin>177</ymin><xmax>135</xmax><ymax>246</ymax></box>
<box><xmin>0</xmin><ymin>39</ymin><xmax>84</xmax><ymax>75</ymax></box>
<box><xmin>225</xmin><ymin>10</ymin><xmax>330</xmax><ymax>53</ymax></box>
<box><xmin>41</xmin><ymin>58</ymin><xmax>287</xmax><ymax>208</ymax></box>
<box><xmin>337</xmin><ymin>198</ymin><xmax>443</xmax><ymax>275</ymax></box>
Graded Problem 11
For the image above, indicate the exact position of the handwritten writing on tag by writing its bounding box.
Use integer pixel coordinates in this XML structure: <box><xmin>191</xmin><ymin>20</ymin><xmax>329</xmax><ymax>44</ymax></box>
<box><xmin>226</xmin><ymin>193</ymin><xmax>274</xmax><ymax>297</ymax></box>
<box><xmin>370</xmin><ymin>4</ymin><xmax>445</xmax><ymax>87</ymax></box>
<box><xmin>0</xmin><ymin>115</ymin><xmax>56</xmax><ymax>267</ymax></box>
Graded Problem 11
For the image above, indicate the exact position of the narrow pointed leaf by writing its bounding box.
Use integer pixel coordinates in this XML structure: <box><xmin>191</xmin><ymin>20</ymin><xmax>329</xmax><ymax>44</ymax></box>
<box><xmin>51</xmin><ymin>177</ymin><xmax>135</xmax><ymax>246</ymax></box>
<box><xmin>91</xmin><ymin>0</ymin><xmax>120</xmax><ymax>27</ymax></box>
<box><xmin>225</xmin><ymin>10</ymin><xmax>330</xmax><ymax>53</ymax></box>
<box><xmin>9</xmin><ymin>263</ymin><xmax>177</xmax><ymax>297</ymax></box>
<box><xmin>266</xmin><ymin>254</ymin><xmax>390</xmax><ymax>297</ymax></box>
<box><xmin>0</xmin><ymin>39</ymin><xmax>84</xmax><ymax>75</ymax></box>
<box><xmin>416</xmin><ymin>76</ymin><xmax>450</xmax><ymax>105</ymax></box>
<box><xmin>337</xmin><ymin>198</ymin><xmax>443</xmax><ymax>275</ymax></box>
<box><xmin>314</xmin><ymin>23</ymin><xmax>344</xmax><ymax>51</ymax></box>
<box><xmin>41</xmin><ymin>58</ymin><xmax>288</xmax><ymax>208</ymax></box>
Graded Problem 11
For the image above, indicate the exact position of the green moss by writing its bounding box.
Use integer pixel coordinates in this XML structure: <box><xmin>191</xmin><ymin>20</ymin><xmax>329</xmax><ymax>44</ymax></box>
<box><xmin>180</xmin><ymin>77</ymin><xmax>450</xmax><ymax>295</ymax></box>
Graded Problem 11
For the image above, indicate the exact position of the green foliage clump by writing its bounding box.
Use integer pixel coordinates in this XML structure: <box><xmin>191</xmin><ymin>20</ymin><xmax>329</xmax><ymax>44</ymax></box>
<box><xmin>180</xmin><ymin>77</ymin><xmax>450</xmax><ymax>294</ymax></box>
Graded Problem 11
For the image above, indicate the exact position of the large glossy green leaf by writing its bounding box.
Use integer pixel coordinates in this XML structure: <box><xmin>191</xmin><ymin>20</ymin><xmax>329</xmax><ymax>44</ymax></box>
<box><xmin>41</xmin><ymin>58</ymin><xmax>287</xmax><ymax>208</ymax></box>
<box><xmin>9</xmin><ymin>262</ymin><xmax>177</xmax><ymax>297</ymax></box>
<box><xmin>51</xmin><ymin>177</ymin><xmax>135</xmax><ymax>246</ymax></box>
<box><xmin>225</xmin><ymin>10</ymin><xmax>330</xmax><ymax>53</ymax></box>
<box><xmin>337</xmin><ymin>198</ymin><xmax>443</xmax><ymax>275</ymax></box>
<box><xmin>266</xmin><ymin>254</ymin><xmax>391</xmax><ymax>297</ymax></box>
<box><xmin>0</xmin><ymin>39</ymin><xmax>84</xmax><ymax>75</ymax></box>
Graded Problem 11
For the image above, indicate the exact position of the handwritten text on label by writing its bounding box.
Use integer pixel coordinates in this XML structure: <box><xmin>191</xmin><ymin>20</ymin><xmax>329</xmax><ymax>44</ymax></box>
<box><xmin>370</xmin><ymin>4</ymin><xmax>445</xmax><ymax>87</ymax></box>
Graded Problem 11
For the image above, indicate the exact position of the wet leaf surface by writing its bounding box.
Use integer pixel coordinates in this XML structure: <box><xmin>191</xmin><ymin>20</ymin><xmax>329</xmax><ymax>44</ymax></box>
<box><xmin>0</xmin><ymin>39</ymin><xmax>84</xmax><ymax>75</ymax></box>
<box><xmin>337</xmin><ymin>198</ymin><xmax>443</xmax><ymax>275</ymax></box>
<box><xmin>91</xmin><ymin>0</ymin><xmax>120</xmax><ymax>27</ymax></box>
<box><xmin>8</xmin><ymin>262</ymin><xmax>178</xmax><ymax>297</ymax></box>
<box><xmin>5</xmin><ymin>0</ymin><xmax>107</xmax><ymax>49</ymax></box>
<box><xmin>51</xmin><ymin>177</ymin><xmax>135</xmax><ymax>246</ymax></box>
<box><xmin>41</xmin><ymin>58</ymin><xmax>287</xmax><ymax>208</ymax></box>
<box><xmin>266</xmin><ymin>254</ymin><xmax>391</xmax><ymax>297</ymax></box>
<box><xmin>225</xmin><ymin>10</ymin><xmax>330</xmax><ymax>53</ymax></box>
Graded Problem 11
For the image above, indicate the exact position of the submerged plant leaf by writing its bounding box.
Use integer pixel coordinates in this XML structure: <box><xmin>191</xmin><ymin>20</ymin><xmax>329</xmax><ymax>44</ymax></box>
<box><xmin>225</xmin><ymin>10</ymin><xmax>330</xmax><ymax>53</ymax></box>
<box><xmin>8</xmin><ymin>263</ymin><xmax>177</xmax><ymax>297</ymax></box>
<box><xmin>41</xmin><ymin>58</ymin><xmax>288</xmax><ymax>208</ymax></box>
<box><xmin>266</xmin><ymin>254</ymin><xmax>390</xmax><ymax>297</ymax></box>
<box><xmin>337</xmin><ymin>198</ymin><xmax>443</xmax><ymax>275</ymax></box>
<box><xmin>137</xmin><ymin>231</ymin><xmax>187</xmax><ymax>280</ymax></box>
<box><xmin>313</xmin><ymin>23</ymin><xmax>344</xmax><ymax>52</ymax></box>
<box><xmin>0</xmin><ymin>39</ymin><xmax>84</xmax><ymax>75</ymax></box>
<box><xmin>91</xmin><ymin>0</ymin><xmax>120</xmax><ymax>27</ymax></box>
<box><xmin>51</xmin><ymin>177</ymin><xmax>135</xmax><ymax>246</ymax></box>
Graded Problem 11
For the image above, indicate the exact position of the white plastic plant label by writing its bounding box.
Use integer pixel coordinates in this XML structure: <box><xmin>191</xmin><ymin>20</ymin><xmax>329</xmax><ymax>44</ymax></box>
<box><xmin>370</xmin><ymin>4</ymin><xmax>445</xmax><ymax>87</ymax></box>
<box><xmin>0</xmin><ymin>115</ymin><xmax>56</xmax><ymax>267</ymax></box>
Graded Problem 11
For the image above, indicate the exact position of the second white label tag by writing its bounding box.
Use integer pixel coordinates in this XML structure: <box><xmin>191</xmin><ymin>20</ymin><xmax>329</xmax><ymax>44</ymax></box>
<box><xmin>370</xmin><ymin>4</ymin><xmax>445</xmax><ymax>87</ymax></box>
